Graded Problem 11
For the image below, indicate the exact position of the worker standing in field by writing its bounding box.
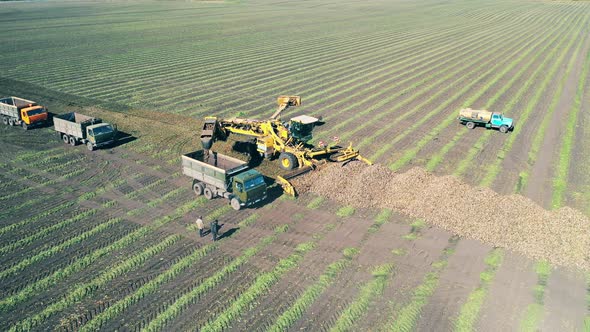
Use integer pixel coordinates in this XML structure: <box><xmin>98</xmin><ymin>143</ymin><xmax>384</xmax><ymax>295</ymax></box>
<box><xmin>210</xmin><ymin>219</ymin><xmax>219</xmax><ymax>241</ymax></box>
<box><xmin>196</xmin><ymin>216</ymin><xmax>204</xmax><ymax>238</ymax></box>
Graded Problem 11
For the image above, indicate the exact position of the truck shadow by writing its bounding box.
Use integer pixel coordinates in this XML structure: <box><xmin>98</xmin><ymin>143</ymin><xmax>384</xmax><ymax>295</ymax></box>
<box><xmin>112</xmin><ymin>130</ymin><xmax>136</xmax><ymax>148</ymax></box>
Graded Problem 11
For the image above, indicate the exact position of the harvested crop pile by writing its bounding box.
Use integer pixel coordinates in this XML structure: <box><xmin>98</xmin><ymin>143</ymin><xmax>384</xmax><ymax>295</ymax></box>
<box><xmin>293</xmin><ymin>162</ymin><xmax>590</xmax><ymax>270</ymax></box>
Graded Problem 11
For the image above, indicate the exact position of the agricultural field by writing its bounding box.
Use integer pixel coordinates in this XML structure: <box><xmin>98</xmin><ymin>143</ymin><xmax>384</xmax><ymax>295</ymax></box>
<box><xmin>1</xmin><ymin>0</ymin><xmax>590</xmax><ymax>331</ymax></box>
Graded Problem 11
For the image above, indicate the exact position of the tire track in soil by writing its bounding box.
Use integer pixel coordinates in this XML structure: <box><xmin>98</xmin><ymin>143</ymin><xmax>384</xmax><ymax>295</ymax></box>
<box><xmin>225</xmin><ymin>205</ymin><xmax>373</xmax><ymax>331</ymax></box>
<box><xmin>353</xmin><ymin>224</ymin><xmax>452</xmax><ymax>331</ymax></box>
<box><xmin>540</xmin><ymin>269</ymin><xmax>588</xmax><ymax>332</ymax></box>
<box><xmin>475</xmin><ymin>253</ymin><xmax>538</xmax><ymax>332</ymax></box>
<box><xmin>414</xmin><ymin>239</ymin><xmax>490</xmax><ymax>332</ymax></box>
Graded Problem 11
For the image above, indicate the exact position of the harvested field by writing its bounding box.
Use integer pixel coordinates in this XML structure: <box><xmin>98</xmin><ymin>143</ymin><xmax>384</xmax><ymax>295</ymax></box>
<box><xmin>2</xmin><ymin>0</ymin><xmax>590</xmax><ymax>331</ymax></box>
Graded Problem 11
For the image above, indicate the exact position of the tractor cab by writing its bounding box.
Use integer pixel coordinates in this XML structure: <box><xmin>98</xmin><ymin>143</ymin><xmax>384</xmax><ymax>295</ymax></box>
<box><xmin>289</xmin><ymin>115</ymin><xmax>320</xmax><ymax>142</ymax></box>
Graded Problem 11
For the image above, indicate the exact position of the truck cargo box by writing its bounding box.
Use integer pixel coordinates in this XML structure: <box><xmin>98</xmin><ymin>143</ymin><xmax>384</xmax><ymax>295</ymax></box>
<box><xmin>459</xmin><ymin>108</ymin><xmax>493</xmax><ymax>123</ymax></box>
<box><xmin>53</xmin><ymin>112</ymin><xmax>102</xmax><ymax>139</ymax></box>
<box><xmin>182</xmin><ymin>150</ymin><xmax>249</xmax><ymax>190</ymax></box>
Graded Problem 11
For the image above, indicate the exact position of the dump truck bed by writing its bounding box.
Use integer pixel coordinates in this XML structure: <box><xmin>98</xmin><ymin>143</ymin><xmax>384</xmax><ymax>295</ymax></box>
<box><xmin>182</xmin><ymin>150</ymin><xmax>249</xmax><ymax>189</ymax></box>
<box><xmin>53</xmin><ymin>112</ymin><xmax>101</xmax><ymax>138</ymax></box>
<box><xmin>0</xmin><ymin>96</ymin><xmax>38</xmax><ymax>117</ymax></box>
<box><xmin>459</xmin><ymin>108</ymin><xmax>494</xmax><ymax>123</ymax></box>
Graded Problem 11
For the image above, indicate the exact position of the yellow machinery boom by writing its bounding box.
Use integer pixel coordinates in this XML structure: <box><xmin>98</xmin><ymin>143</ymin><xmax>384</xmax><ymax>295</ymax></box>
<box><xmin>200</xmin><ymin>96</ymin><xmax>371</xmax><ymax>196</ymax></box>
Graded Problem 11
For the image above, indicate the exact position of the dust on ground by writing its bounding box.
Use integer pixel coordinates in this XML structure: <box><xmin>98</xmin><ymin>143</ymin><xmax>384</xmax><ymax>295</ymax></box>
<box><xmin>293</xmin><ymin>162</ymin><xmax>590</xmax><ymax>270</ymax></box>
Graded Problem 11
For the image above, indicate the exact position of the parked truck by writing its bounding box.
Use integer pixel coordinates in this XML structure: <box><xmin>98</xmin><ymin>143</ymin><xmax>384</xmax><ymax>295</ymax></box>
<box><xmin>182</xmin><ymin>150</ymin><xmax>268</xmax><ymax>210</ymax></box>
<box><xmin>458</xmin><ymin>108</ymin><xmax>514</xmax><ymax>133</ymax></box>
<box><xmin>53</xmin><ymin>112</ymin><xmax>117</xmax><ymax>151</ymax></box>
<box><xmin>0</xmin><ymin>96</ymin><xmax>48</xmax><ymax>130</ymax></box>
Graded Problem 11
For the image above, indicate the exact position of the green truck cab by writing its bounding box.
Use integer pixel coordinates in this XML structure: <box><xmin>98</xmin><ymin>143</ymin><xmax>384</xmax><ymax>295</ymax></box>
<box><xmin>53</xmin><ymin>112</ymin><xmax>117</xmax><ymax>150</ymax></box>
<box><xmin>182</xmin><ymin>150</ymin><xmax>268</xmax><ymax>210</ymax></box>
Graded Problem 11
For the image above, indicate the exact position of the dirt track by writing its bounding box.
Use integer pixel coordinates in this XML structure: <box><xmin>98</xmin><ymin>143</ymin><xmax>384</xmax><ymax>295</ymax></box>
<box><xmin>294</xmin><ymin>162</ymin><xmax>590</xmax><ymax>270</ymax></box>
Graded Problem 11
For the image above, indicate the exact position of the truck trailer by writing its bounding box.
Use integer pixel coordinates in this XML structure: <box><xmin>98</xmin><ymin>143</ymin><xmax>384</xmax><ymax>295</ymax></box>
<box><xmin>53</xmin><ymin>112</ymin><xmax>117</xmax><ymax>150</ymax></box>
<box><xmin>182</xmin><ymin>150</ymin><xmax>267</xmax><ymax>210</ymax></box>
<box><xmin>0</xmin><ymin>96</ymin><xmax>48</xmax><ymax>130</ymax></box>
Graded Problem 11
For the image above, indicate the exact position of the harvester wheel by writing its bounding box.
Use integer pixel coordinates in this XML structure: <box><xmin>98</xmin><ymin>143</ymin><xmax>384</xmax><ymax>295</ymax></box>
<box><xmin>278</xmin><ymin>152</ymin><xmax>298</xmax><ymax>170</ymax></box>
<box><xmin>230</xmin><ymin>197</ymin><xmax>241</xmax><ymax>211</ymax></box>
<box><xmin>466</xmin><ymin>122</ymin><xmax>475</xmax><ymax>129</ymax></box>
<box><xmin>62</xmin><ymin>134</ymin><xmax>70</xmax><ymax>144</ymax></box>
<box><xmin>192</xmin><ymin>182</ymin><xmax>204</xmax><ymax>196</ymax></box>
<box><xmin>499</xmin><ymin>125</ymin><xmax>508</xmax><ymax>133</ymax></box>
<box><xmin>87</xmin><ymin>142</ymin><xmax>95</xmax><ymax>151</ymax></box>
<box><xmin>69</xmin><ymin>136</ymin><xmax>77</xmax><ymax>146</ymax></box>
<box><xmin>204</xmin><ymin>187</ymin><xmax>214</xmax><ymax>200</ymax></box>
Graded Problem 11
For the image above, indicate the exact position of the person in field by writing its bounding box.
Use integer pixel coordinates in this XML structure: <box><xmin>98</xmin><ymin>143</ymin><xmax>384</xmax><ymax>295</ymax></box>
<box><xmin>196</xmin><ymin>216</ymin><xmax>204</xmax><ymax>238</ymax></box>
<box><xmin>210</xmin><ymin>219</ymin><xmax>220</xmax><ymax>241</ymax></box>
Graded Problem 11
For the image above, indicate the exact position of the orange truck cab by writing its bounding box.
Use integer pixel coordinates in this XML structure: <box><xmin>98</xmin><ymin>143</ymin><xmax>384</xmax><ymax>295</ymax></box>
<box><xmin>0</xmin><ymin>96</ymin><xmax>48</xmax><ymax>130</ymax></box>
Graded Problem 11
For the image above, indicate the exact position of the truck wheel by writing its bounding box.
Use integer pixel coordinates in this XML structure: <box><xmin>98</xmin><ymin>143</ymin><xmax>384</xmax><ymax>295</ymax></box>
<box><xmin>8</xmin><ymin>118</ymin><xmax>14</xmax><ymax>126</ymax></box>
<box><xmin>499</xmin><ymin>125</ymin><xmax>508</xmax><ymax>133</ymax></box>
<box><xmin>278</xmin><ymin>152</ymin><xmax>298</xmax><ymax>170</ymax></box>
<box><xmin>86</xmin><ymin>142</ymin><xmax>95</xmax><ymax>151</ymax></box>
<box><xmin>192</xmin><ymin>182</ymin><xmax>204</xmax><ymax>196</ymax></box>
<box><xmin>62</xmin><ymin>134</ymin><xmax>70</xmax><ymax>144</ymax></box>
<box><xmin>204</xmin><ymin>187</ymin><xmax>214</xmax><ymax>200</ymax></box>
<box><xmin>2</xmin><ymin>117</ymin><xmax>7</xmax><ymax>125</ymax></box>
<box><xmin>21</xmin><ymin>122</ymin><xmax>28</xmax><ymax>130</ymax></box>
<box><xmin>230</xmin><ymin>197</ymin><xmax>241</xmax><ymax>211</ymax></box>
<box><xmin>466</xmin><ymin>122</ymin><xmax>475</xmax><ymax>130</ymax></box>
<box><xmin>69</xmin><ymin>136</ymin><xmax>77</xmax><ymax>146</ymax></box>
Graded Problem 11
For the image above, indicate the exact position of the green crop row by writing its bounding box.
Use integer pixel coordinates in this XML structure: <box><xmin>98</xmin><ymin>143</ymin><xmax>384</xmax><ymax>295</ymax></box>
<box><xmin>200</xmin><ymin>241</ymin><xmax>317</xmax><ymax>332</ymax></box>
<box><xmin>8</xmin><ymin>234</ymin><xmax>181</xmax><ymax>332</ymax></box>
<box><xmin>0</xmin><ymin>199</ymin><xmax>203</xmax><ymax>312</ymax></box>
<box><xmin>143</xmin><ymin>223</ymin><xmax>288</xmax><ymax>332</ymax></box>
<box><xmin>518</xmin><ymin>260</ymin><xmax>551</xmax><ymax>332</ymax></box>
<box><xmin>368</xmin><ymin>209</ymin><xmax>393</xmax><ymax>234</ymax></box>
<box><xmin>0</xmin><ymin>215</ymin><xmax>119</xmax><ymax>281</ymax></box>
<box><xmin>358</xmin><ymin>11</ymin><xmax>554</xmax><ymax>157</ymax></box>
<box><xmin>78</xmin><ymin>242</ymin><xmax>218</xmax><ymax>331</ymax></box>
<box><xmin>504</xmin><ymin>27</ymin><xmax>586</xmax><ymax>192</ymax></box>
<box><xmin>203</xmin><ymin>13</ymin><xmax>517</xmax><ymax>122</ymax></box>
<box><xmin>381</xmin><ymin>237</ymin><xmax>459</xmax><ymax>332</ymax></box>
<box><xmin>0</xmin><ymin>201</ymin><xmax>76</xmax><ymax>236</ymax></box>
<box><xmin>426</xmin><ymin>9</ymin><xmax>574</xmax><ymax>173</ymax></box>
<box><xmin>387</xmin><ymin>8</ymin><xmax>576</xmax><ymax>171</ymax></box>
<box><xmin>326</xmin><ymin>13</ymin><xmax>541</xmax><ymax>148</ymax></box>
<box><xmin>552</xmin><ymin>46</ymin><xmax>590</xmax><ymax>208</ymax></box>
<box><xmin>460</xmin><ymin>12</ymin><xmax>583</xmax><ymax>183</ymax></box>
<box><xmin>307</xmin><ymin>196</ymin><xmax>325</xmax><ymax>210</ymax></box>
<box><xmin>194</xmin><ymin>5</ymin><xmax>543</xmax><ymax>118</ymax></box>
<box><xmin>330</xmin><ymin>264</ymin><xmax>395</xmax><ymax>332</ymax></box>
<box><xmin>129</xmin><ymin>15</ymin><xmax>476</xmax><ymax>111</ymax></box>
<box><xmin>267</xmin><ymin>247</ymin><xmax>359</xmax><ymax>332</ymax></box>
<box><xmin>0</xmin><ymin>208</ymin><xmax>98</xmax><ymax>257</ymax></box>
<box><xmin>453</xmin><ymin>249</ymin><xmax>504</xmax><ymax>332</ymax></box>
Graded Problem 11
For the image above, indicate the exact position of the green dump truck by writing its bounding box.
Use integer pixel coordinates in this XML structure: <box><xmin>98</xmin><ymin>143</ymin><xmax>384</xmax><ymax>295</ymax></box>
<box><xmin>458</xmin><ymin>108</ymin><xmax>514</xmax><ymax>133</ymax></box>
<box><xmin>182</xmin><ymin>150</ymin><xmax>268</xmax><ymax>210</ymax></box>
<box><xmin>53</xmin><ymin>112</ymin><xmax>117</xmax><ymax>151</ymax></box>
<box><xmin>0</xmin><ymin>96</ymin><xmax>49</xmax><ymax>130</ymax></box>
